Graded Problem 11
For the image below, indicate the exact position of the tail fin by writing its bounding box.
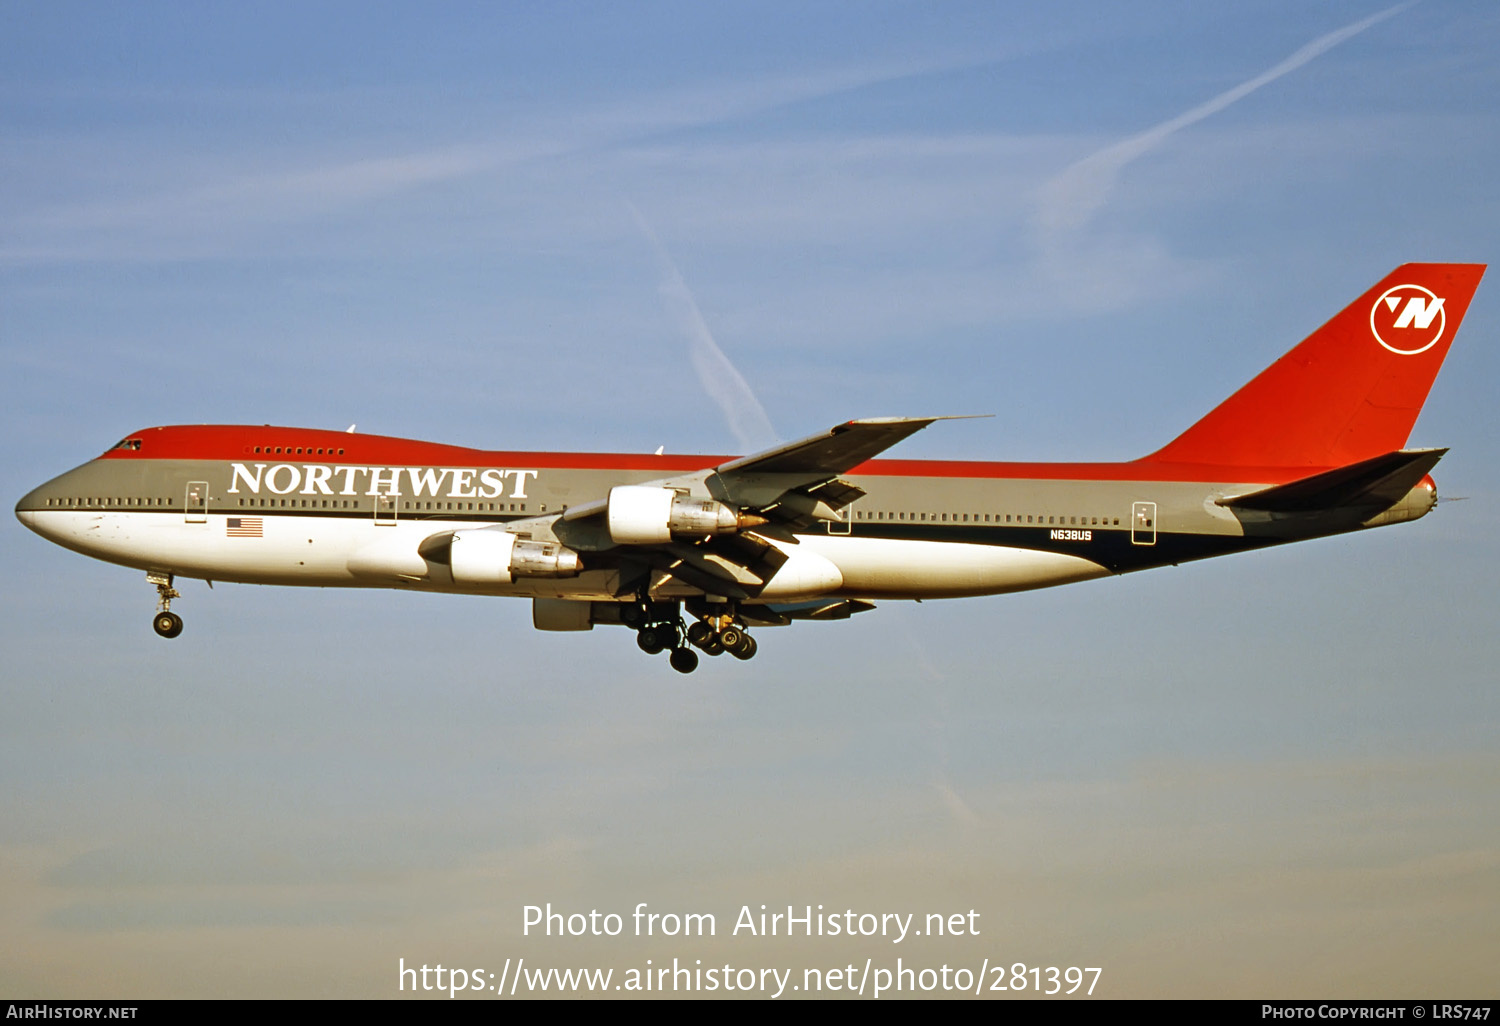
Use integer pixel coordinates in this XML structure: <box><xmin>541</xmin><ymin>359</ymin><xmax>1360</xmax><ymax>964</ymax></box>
<box><xmin>1143</xmin><ymin>263</ymin><xmax>1485</xmax><ymax>468</ymax></box>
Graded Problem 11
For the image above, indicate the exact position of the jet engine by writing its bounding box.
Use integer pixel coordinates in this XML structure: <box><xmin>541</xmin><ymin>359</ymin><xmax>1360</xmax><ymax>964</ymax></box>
<box><xmin>605</xmin><ymin>486</ymin><xmax>764</xmax><ymax>545</ymax></box>
<box><xmin>433</xmin><ymin>530</ymin><xmax>583</xmax><ymax>586</ymax></box>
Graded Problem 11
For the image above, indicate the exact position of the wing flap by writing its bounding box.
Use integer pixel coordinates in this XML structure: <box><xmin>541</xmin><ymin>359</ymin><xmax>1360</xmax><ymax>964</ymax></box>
<box><xmin>738</xmin><ymin>599</ymin><xmax>877</xmax><ymax>627</ymax></box>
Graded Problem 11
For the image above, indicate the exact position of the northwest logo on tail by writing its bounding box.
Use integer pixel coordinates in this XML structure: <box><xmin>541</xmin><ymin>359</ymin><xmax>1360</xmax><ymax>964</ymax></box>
<box><xmin>1371</xmin><ymin>284</ymin><xmax>1446</xmax><ymax>355</ymax></box>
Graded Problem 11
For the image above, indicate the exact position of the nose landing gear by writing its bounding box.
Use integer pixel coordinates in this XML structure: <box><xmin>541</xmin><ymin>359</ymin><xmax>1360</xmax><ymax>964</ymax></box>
<box><xmin>148</xmin><ymin>571</ymin><xmax>183</xmax><ymax>638</ymax></box>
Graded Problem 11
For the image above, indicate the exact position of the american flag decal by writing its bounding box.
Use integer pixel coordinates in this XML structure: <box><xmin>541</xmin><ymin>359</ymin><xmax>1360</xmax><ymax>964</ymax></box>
<box><xmin>226</xmin><ymin>517</ymin><xmax>263</xmax><ymax>538</ymax></box>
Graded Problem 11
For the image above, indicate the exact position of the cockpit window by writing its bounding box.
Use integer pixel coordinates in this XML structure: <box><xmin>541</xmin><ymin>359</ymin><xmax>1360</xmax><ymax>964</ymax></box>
<box><xmin>113</xmin><ymin>438</ymin><xmax>143</xmax><ymax>451</ymax></box>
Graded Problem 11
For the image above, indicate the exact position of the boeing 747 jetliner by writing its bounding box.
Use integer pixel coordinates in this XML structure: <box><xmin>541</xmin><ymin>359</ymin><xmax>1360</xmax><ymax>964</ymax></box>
<box><xmin>15</xmin><ymin>263</ymin><xmax>1485</xmax><ymax>672</ymax></box>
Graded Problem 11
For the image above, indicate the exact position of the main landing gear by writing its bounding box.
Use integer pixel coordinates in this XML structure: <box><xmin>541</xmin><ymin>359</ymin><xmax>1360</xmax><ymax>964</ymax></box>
<box><xmin>685</xmin><ymin>618</ymin><xmax>757</xmax><ymax>660</ymax></box>
<box><xmin>148</xmin><ymin>571</ymin><xmax>183</xmax><ymax>639</ymax></box>
<box><xmin>622</xmin><ymin>599</ymin><xmax>758</xmax><ymax>673</ymax></box>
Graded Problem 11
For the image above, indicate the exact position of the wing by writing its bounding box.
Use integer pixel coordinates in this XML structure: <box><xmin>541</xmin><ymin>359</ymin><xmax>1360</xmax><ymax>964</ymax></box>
<box><xmin>559</xmin><ymin>415</ymin><xmax>966</xmax><ymax>528</ymax></box>
<box><xmin>707</xmin><ymin>416</ymin><xmax>974</xmax><ymax>526</ymax></box>
<box><xmin>533</xmin><ymin>417</ymin><xmax>970</xmax><ymax>599</ymax></box>
<box><xmin>716</xmin><ymin>417</ymin><xmax>943</xmax><ymax>476</ymax></box>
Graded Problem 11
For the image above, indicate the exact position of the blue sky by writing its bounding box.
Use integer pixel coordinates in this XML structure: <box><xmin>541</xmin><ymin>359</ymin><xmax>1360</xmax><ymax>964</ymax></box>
<box><xmin>3</xmin><ymin>0</ymin><xmax>1497</xmax><ymax>998</ymax></box>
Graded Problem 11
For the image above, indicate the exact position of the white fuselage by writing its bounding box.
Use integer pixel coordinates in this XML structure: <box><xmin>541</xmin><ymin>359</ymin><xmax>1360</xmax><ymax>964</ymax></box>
<box><xmin>16</xmin><ymin>507</ymin><xmax>1112</xmax><ymax>601</ymax></box>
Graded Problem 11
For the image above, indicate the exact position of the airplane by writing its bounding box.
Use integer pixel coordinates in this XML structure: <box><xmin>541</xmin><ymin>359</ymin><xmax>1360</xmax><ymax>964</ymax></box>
<box><xmin>14</xmin><ymin>262</ymin><xmax>1485</xmax><ymax>673</ymax></box>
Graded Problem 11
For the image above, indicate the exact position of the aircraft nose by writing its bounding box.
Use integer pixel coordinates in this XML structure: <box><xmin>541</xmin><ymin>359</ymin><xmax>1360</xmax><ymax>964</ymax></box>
<box><xmin>15</xmin><ymin>482</ymin><xmax>51</xmax><ymax>534</ymax></box>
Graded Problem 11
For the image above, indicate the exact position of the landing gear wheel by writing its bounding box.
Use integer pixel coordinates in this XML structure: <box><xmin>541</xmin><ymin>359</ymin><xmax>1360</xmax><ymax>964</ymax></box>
<box><xmin>621</xmin><ymin>604</ymin><xmax>645</xmax><ymax>628</ymax></box>
<box><xmin>669</xmin><ymin>647</ymin><xmax>700</xmax><ymax>674</ymax></box>
<box><xmin>717</xmin><ymin>626</ymin><xmax>744</xmax><ymax>651</ymax></box>
<box><xmin>686</xmin><ymin>621</ymin><xmax>715</xmax><ymax>649</ymax></box>
<box><xmin>152</xmin><ymin>611</ymin><xmax>183</xmax><ymax>639</ymax></box>
<box><xmin>729</xmin><ymin>633</ymin><xmax>757</xmax><ymax>661</ymax></box>
<box><xmin>637</xmin><ymin>625</ymin><xmax>670</xmax><ymax>655</ymax></box>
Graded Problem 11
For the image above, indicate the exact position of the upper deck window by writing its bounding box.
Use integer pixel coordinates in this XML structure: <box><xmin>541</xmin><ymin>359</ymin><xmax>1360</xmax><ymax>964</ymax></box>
<box><xmin>252</xmin><ymin>442</ymin><xmax>345</xmax><ymax>456</ymax></box>
<box><xmin>112</xmin><ymin>438</ymin><xmax>142</xmax><ymax>452</ymax></box>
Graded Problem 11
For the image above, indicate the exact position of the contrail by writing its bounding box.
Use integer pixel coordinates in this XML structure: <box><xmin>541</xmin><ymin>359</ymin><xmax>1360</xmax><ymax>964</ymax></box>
<box><xmin>1035</xmin><ymin>2</ymin><xmax>1416</xmax><ymax>240</ymax></box>
<box><xmin>896</xmin><ymin>618</ymin><xmax>982</xmax><ymax>828</ymax></box>
<box><xmin>627</xmin><ymin>201</ymin><xmax>779</xmax><ymax>452</ymax></box>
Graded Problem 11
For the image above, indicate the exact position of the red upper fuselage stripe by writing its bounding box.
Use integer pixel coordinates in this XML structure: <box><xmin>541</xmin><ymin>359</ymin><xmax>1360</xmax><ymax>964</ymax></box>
<box><xmin>96</xmin><ymin>424</ymin><xmax>1332</xmax><ymax>484</ymax></box>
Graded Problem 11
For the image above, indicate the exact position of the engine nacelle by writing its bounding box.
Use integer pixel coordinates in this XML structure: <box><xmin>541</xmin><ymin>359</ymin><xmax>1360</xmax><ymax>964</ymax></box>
<box><xmin>447</xmin><ymin>530</ymin><xmax>582</xmax><ymax>586</ymax></box>
<box><xmin>606</xmin><ymin>486</ymin><xmax>760</xmax><ymax>545</ymax></box>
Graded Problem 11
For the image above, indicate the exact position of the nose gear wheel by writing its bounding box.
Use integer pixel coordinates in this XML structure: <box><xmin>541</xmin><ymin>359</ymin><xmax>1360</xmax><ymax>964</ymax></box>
<box><xmin>147</xmin><ymin>572</ymin><xmax>183</xmax><ymax>639</ymax></box>
<box><xmin>152</xmin><ymin>611</ymin><xmax>183</xmax><ymax>638</ymax></box>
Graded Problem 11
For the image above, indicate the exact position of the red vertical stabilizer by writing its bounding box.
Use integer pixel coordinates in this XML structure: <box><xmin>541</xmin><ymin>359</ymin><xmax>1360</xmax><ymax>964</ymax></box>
<box><xmin>1143</xmin><ymin>263</ymin><xmax>1485</xmax><ymax>469</ymax></box>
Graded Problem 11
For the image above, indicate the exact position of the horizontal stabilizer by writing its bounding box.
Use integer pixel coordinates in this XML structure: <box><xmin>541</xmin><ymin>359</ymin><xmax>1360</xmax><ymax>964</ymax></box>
<box><xmin>1218</xmin><ymin>448</ymin><xmax>1445</xmax><ymax>513</ymax></box>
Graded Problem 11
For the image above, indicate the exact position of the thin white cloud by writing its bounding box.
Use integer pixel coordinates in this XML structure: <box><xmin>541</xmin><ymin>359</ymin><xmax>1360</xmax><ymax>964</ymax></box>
<box><xmin>67</xmin><ymin>147</ymin><xmax>497</xmax><ymax>229</ymax></box>
<box><xmin>1035</xmin><ymin>2</ymin><xmax>1416</xmax><ymax>243</ymax></box>
<box><xmin>3</xmin><ymin>58</ymin><xmax>975</xmax><ymax>265</ymax></box>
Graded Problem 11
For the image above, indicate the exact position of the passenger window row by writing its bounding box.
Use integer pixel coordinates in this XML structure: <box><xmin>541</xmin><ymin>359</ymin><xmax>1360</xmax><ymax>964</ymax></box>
<box><xmin>853</xmin><ymin>511</ymin><xmax>1121</xmax><ymax>526</ymax></box>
